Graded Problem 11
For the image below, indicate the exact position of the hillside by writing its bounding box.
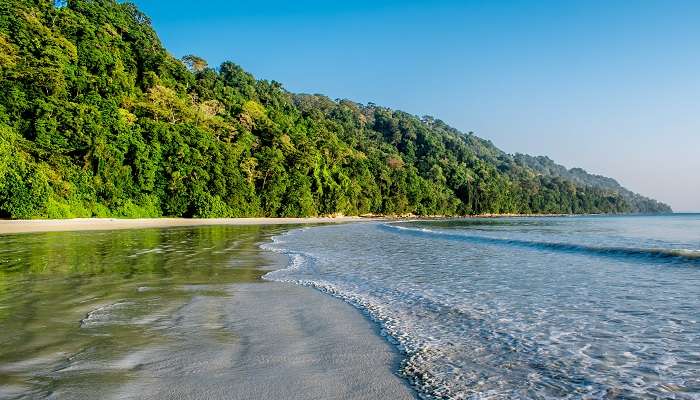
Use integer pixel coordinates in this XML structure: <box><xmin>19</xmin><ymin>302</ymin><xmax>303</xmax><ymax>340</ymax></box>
<box><xmin>512</xmin><ymin>154</ymin><xmax>671</xmax><ymax>213</ymax></box>
<box><xmin>0</xmin><ymin>0</ymin><xmax>671</xmax><ymax>219</ymax></box>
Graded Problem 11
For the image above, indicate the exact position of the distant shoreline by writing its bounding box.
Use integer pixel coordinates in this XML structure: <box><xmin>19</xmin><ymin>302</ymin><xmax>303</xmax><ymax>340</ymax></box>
<box><xmin>0</xmin><ymin>213</ymin><xmax>673</xmax><ymax>235</ymax></box>
<box><xmin>0</xmin><ymin>216</ymin><xmax>379</xmax><ymax>235</ymax></box>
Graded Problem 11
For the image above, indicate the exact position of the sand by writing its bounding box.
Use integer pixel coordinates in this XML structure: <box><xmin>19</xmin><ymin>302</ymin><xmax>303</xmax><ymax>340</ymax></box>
<box><xmin>1</xmin><ymin>219</ymin><xmax>416</xmax><ymax>399</ymax></box>
<box><xmin>0</xmin><ymin>216</ymin><xmax>377</xmax><ymax>235</ymax></box>
<box><xmin>89</xmin><ymin>281</ymin><xmax>417</xmax><ymax>400</ymax></box>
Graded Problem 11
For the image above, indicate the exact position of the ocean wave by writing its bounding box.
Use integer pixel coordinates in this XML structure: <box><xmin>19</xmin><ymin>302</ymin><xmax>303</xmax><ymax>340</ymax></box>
<box><xmin>261</xmin><ymin>234</ymin><xmax>614</xmax><ymax>399</ymax></box>
<box><xmin>382</xmin><ymin>224</ymin><xmax>700</xmax><ymax>266</ymax></box>
<box><xmin>260</xmin><ymin>223</ymin><xmax>700</xmax><ymax>399</ymax></box>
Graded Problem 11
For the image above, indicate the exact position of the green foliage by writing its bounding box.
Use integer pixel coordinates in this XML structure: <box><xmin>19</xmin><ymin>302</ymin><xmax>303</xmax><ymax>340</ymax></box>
<box><xmin>0</xmin><ymin>0</ymin><xmax>670</xmax><ymax>219</ymax></box>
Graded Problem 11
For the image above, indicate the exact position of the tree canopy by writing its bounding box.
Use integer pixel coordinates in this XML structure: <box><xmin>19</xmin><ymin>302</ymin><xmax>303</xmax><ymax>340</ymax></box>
<box><xmin>0</xmin><ymin>0</ymin><xmax>671</xmax><ymax>219</ymax></box>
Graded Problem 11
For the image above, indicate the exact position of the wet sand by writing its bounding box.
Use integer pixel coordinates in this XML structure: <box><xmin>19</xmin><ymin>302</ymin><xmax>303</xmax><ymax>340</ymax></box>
<box><xmin>102</xmin><ymin>282</ymin><xmax>416</xmax><ymax>400</ymax></box>
<box><xmin>0</xmin><ymin>223</ymin><xmax>415</xmax><ymax>399</ymax></box>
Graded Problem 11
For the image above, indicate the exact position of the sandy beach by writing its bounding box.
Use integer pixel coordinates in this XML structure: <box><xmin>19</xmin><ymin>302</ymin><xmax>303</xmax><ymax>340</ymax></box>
<box><xmin>0</xmin><ymin>220</ymin><xmax>416</xmax><ymax>399</ymax></box>
<box><xmin>0</xmin><ymin>216</ymin><xmax>376</xmax><ymax>235</ymax></box>
<box><xmin>101</xmin><ymin>281</ymin><xmax>416</xmax><ymax>400</ymax></box>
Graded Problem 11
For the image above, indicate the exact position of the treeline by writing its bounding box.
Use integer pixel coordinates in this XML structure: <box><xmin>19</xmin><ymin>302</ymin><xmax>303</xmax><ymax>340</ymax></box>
<box><xmin>512</xmin><ymin>154</ymin><xmax>672</xmax><ymax>213</ymax></box>
<box><xmin>0</xmin><ymin>0</ymin><xmax>670</xmax><ymax>219</ymax></box>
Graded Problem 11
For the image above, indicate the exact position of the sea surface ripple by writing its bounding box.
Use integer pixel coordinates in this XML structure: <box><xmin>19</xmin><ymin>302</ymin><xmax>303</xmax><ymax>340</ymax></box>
<box><xmin>263</xmin><ymin>215</ymin><xmax>700</xmax><ymax>399</ymax></box>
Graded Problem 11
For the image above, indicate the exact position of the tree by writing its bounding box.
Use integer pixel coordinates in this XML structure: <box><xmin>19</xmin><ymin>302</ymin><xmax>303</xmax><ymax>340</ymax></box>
<box><xmin>182</xmin><ymin>55</ymin><xmax>208</xmax><ymax>73</ymax></box>
<box><xmin>0</xmin><ymin>0</ymin><xmax>667</xmax><ymax>219</ymax></box>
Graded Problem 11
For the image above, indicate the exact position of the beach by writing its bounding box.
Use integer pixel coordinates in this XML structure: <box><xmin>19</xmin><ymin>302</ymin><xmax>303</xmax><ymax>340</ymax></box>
<box><xmin>106</xmin><ymin>281</ymin><xmax>416</xmax><ymax>400</ymax></box>
<box><xmin>0</xmin><ymin>221</ymin><xmax>415</xmax><ymax>399</ymax></box>
<box><xmin>0</xmin><ymin>216</ymin><xmax>375</xmax><ymax>235</ymax></box>
<box><xmin>6</xmin><ymin>216</ymin><xmax>699</xmax><ymax>399</ymax></box>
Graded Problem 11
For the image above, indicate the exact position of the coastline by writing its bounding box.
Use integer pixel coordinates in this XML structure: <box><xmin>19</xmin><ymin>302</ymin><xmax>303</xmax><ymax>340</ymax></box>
<box><xmin>0</xmin><ymin>216</ymin><xmax>378</xmax><ymax>235</ymax></box>
<box><xmin>0</xmin><ymin>222</ymin><xmax>417</xmax><ymax>399</ymax></box>
<box><xmin>0</xmin><ymin>213</ymin><xmax>601</xmax><ymax>236</ymax></box>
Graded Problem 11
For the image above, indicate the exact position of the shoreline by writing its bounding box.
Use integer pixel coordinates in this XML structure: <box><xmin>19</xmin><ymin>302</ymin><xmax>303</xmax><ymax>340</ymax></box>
<box><xmin>0</xmin><ymin>222</ymin><xmax>417</xmax><ymax>399</ymax></box>
<box><xmin>0</xmin><ymin>216</ymin><xmax>379</xmax><ymax>235</ymax></box>
<box><xmin>0</xmin><ymin>213</ymin><xmax>618</xmax><ymax>235</ymax></box>
<box><xmin>106</xmin><ymin>279</ymin><xmax>418</xmax><ymax>399</ymax></box>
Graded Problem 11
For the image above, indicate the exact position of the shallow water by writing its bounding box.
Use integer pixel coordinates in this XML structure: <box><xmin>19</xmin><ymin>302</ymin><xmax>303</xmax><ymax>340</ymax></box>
<box><xmin>264</xmin><ymin>215</ymin><xmax>700</xmax><ymax>399</ymax></box>
<box><xmin>0</xmin><ymin>225</ymin><xmax>284</xmax><ymax>399</ymax></box>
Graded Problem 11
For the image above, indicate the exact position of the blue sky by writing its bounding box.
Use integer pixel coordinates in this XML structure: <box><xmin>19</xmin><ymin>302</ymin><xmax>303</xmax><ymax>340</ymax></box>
<box><xmin>137</xmin><ymin>0</ymin><xmax>699</xmax><ymax>211</ymax></box>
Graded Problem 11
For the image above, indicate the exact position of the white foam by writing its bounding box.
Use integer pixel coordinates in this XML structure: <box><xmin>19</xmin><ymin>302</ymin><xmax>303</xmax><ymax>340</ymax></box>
<box><xmin>259</xmin><ymin>222</ymin><xmax>700</xmax><ymax>399</ymax></box>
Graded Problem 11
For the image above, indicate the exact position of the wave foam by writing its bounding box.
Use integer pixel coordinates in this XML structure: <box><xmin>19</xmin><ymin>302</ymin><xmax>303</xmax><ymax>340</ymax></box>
<box><xmin>383</xmin><ymin>223</ymin><xmax>700</xmax><ymax>266</ymax></box>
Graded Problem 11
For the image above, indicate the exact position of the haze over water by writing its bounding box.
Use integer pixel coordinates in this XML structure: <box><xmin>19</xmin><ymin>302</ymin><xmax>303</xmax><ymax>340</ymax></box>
<box><xmin>265</xmin><ymin>215</ymin><xmax>700</xmax><ymax>399</ymax></box>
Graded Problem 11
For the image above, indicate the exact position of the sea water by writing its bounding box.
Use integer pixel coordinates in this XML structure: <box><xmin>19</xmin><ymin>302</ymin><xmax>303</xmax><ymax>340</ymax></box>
<box><xmin>263</xmin><ymin>215</ymin><xmax>700</xmax><ymax>399</ymax></box>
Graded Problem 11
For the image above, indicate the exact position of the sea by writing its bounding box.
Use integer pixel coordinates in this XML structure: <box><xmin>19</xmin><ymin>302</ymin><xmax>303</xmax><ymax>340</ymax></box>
<box><xmin>263</xmin><ymin>215</ymin><xmax>700</xmax><ymax>399</ymax></box>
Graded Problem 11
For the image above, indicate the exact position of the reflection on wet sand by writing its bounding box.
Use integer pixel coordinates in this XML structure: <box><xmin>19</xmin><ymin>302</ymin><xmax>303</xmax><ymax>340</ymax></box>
<box><xmin>0</xmin><ymin>225</ymin><xmax>282</xmax><ymax>398</ymax></box>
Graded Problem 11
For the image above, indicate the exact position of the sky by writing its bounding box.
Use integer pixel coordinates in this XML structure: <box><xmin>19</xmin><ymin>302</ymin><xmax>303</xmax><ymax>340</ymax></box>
<box><xmin>137</xmin><ymin>0</ymin><xmax>700</xmax><ymax>212</ymax></box>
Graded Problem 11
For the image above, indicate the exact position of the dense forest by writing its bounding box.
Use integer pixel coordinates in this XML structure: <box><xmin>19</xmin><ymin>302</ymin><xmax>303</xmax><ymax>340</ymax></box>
<box><xmin>0</xmin><ymin>0</ymin><xmax>671</xmax><ymax>219</ymax></box>
<box><xmin>512</xmin><ymin>154</ymin><xmax>671</xmax><ymax>214</ymax></box>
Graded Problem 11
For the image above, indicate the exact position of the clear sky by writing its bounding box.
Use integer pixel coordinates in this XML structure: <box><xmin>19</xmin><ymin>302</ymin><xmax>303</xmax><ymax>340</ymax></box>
<box><xmin>137</xmin><ymin>0</ymin><xmax>699</xmax><ymax>212</ymax></box>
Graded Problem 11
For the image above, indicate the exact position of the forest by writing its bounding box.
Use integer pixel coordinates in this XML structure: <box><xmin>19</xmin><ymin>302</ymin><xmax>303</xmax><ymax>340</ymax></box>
<box><xmin>0</xmin><ymin>0</ymin><xmax>672</xmax><ymax>219</ymax></box>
